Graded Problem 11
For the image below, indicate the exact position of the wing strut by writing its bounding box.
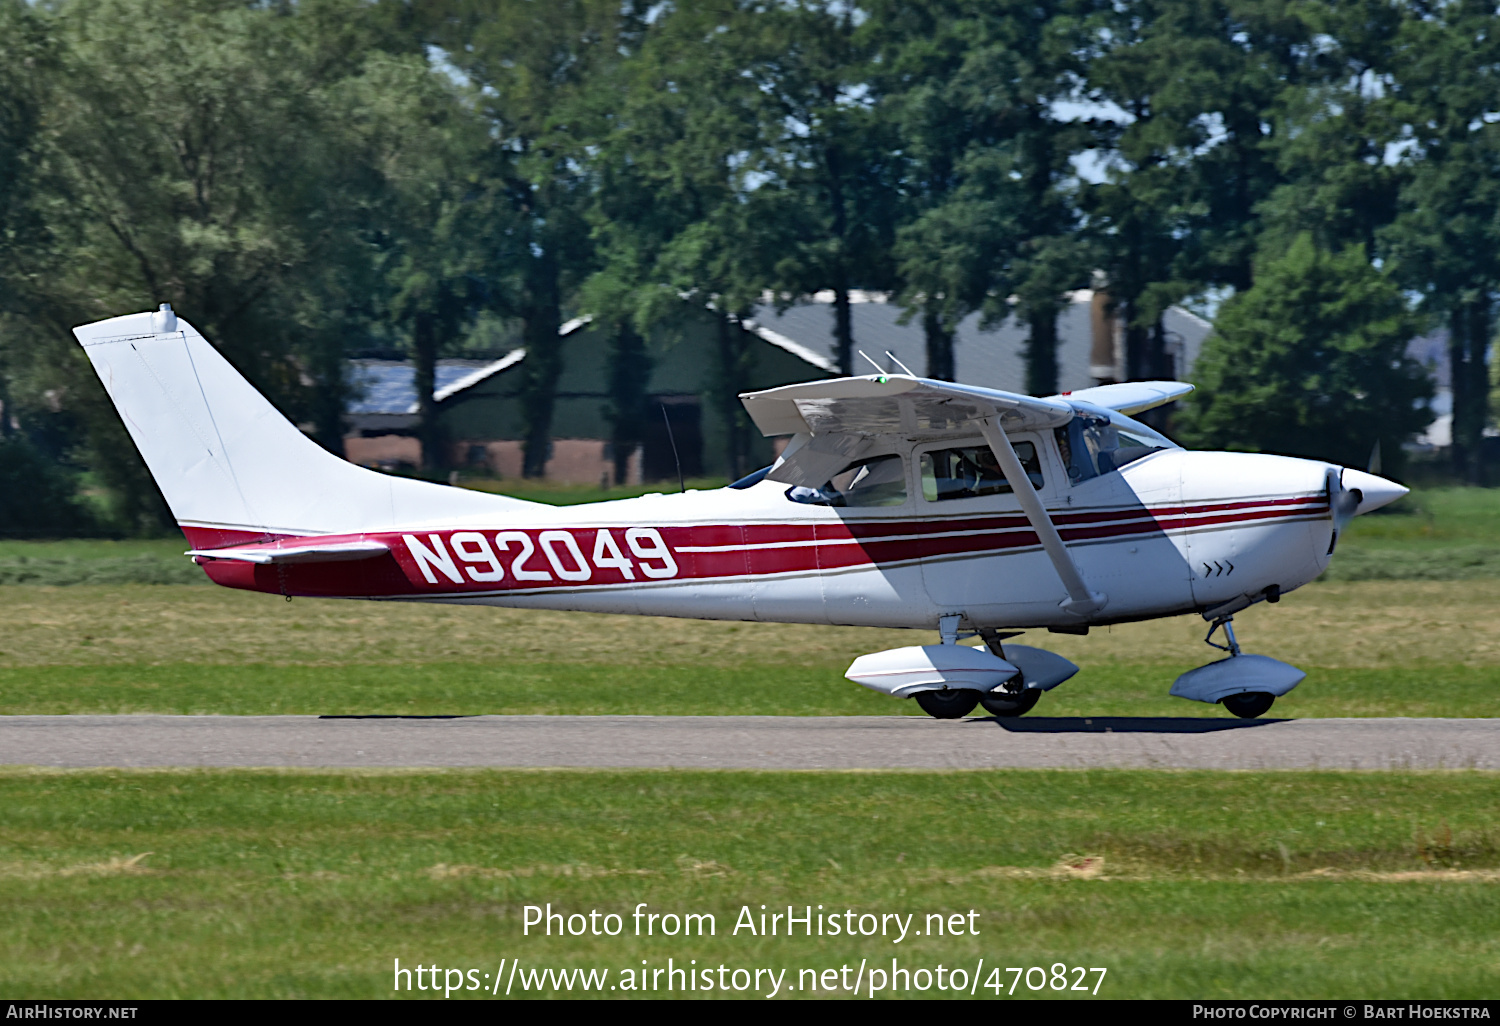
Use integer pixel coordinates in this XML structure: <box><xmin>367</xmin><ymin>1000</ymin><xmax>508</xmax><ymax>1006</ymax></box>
<box><xmin>977</xmin><ymin>418</ymin><xmax>1106</xmax><ymax>616</ymax></box>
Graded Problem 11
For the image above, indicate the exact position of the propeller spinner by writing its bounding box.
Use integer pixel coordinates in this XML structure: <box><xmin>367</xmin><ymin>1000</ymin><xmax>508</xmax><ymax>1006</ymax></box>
<box><xmin>1326</xmin><ymin>465</ymin><xmax>1408</xmax><ymax>551</ymax></box>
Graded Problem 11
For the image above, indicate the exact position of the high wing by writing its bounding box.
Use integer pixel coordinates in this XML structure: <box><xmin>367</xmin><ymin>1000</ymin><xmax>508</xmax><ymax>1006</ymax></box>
<box><xmin>1054</xmin><ymin>380</ymin><xmax>1193</xmax><ymax>416</ymax></box>
<box><xmin>739</xmin><ymin>374</ymin><xmax>1105</xmax><ymax>615</ymax></box>
<box><xmin>740</xmin><ymin>374</ymin><xmax>1074</xmax><ymax>489</ymax></box>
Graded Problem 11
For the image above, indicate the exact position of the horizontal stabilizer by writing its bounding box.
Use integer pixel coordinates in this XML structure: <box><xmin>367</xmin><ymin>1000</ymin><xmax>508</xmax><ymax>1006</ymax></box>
<box><xmin>187</xmin><ymin>540</ymin><xmax>390</xmax><ymax>565</ymax></box>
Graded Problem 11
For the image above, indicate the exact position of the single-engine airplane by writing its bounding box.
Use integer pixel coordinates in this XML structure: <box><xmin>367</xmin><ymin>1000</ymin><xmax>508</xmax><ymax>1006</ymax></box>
<box><xmin>73</xmin><ymin>305</ymin><xmax>1406</xmax><ymax>719</ymax></box>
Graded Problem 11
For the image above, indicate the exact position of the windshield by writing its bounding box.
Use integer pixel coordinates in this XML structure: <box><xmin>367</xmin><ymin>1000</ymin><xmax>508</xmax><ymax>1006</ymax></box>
<box><xmin>786</xmin><ymin>453</ymin><xmax>908</xmax><ymax>507</ymax></box>
<box><xmin>1055</xmin><ymin>412</ymin><xmax>1171</xmax><ymax>484</ymax></box>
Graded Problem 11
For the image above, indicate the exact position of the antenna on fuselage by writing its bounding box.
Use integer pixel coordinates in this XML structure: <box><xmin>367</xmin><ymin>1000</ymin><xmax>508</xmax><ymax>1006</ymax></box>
<box><xmin>856</xmin><ymin>349</ymin><xmax>886</xmax><ymax>377</ymax></box>
<box><xmin>884</xmin><ymin>350</ymin><xmax>916</xmax><ymax>377</ymax></box>
<box><xmin>659</xmin><ymin>402</ymin><xmax>685</xmax><ymax>494</ymax></box>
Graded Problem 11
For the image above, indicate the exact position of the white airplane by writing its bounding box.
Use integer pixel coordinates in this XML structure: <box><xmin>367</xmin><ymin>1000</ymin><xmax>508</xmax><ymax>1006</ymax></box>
<box><xmin>74</xmin><ymin>305</ymin><xmax>1406</xmax><ymax>720</ymax></box>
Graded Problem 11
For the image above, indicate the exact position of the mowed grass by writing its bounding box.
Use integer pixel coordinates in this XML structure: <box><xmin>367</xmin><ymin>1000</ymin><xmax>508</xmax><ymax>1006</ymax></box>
<box><xmin>0</xmin><ymin>578</ymin><xmax>1498</xmax><ymax>717</ymax></box>
<box><xmin>0</xmin><ymin>768</ymin><xmax>1495</xmax><ymax>999</ymax></box>
<box><xmin>0</xmin><ymin>482</ymin><xmax>1496</xmax><ymax>717</ymax></box>
<box><xmin>1325</xmin><ymin>486</ymin><xmax>1500</xmax><ymax>580</ymax></box>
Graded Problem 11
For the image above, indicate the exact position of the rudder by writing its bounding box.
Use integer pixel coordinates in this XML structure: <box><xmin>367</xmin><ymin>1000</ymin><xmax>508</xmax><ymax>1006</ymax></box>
<box><xmin>74</xmin><ymin>306</ymin><xmax>537</xmax><ymax>541</ymax></box>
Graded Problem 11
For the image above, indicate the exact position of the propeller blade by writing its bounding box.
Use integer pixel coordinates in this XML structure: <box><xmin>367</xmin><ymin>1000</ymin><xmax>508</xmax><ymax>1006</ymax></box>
<box><xmin>1325</xmin><ymin>468</ymin><xmax>1360</xmax><ymax>555</ymax></box>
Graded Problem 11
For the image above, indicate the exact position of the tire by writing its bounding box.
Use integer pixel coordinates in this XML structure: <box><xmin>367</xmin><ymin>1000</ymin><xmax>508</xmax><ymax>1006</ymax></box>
<box><xmin>1222</xmin><ymin>691</ymin><xmax>1275</xmax><ymax>719</ymax></box>
<box><xmin>978</xmin><ymin>687</ymin><xmax>1041</xmax><ymax>718</ymax></box>
<box><xmin>914</xmin><ymin>689</ymin><xmax>981</xmax><ymax>719</ymax></box>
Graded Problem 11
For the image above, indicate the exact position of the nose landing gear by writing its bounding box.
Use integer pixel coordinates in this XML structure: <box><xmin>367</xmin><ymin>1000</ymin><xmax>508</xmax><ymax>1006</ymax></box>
<box><xmin>1203</xmin><ymin>617</ymin><xmax>1275</xmax><ymax>718</ymax></box>
<box><xmin>1221</xmin><ymin>691</ymin><xmax>1276</xmax><ymax>718</ymax></box>
<box><xmin>1169</xmin><ymin>613</ymin><xmax>1307</xmax><ymax>717</ymax></box>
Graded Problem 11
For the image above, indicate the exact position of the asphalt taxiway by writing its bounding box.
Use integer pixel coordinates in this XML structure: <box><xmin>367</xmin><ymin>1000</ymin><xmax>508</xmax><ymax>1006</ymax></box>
<box><xmin>0</xmin><ymin>714</ymin><xmax>1495</xmax><ymax>770</ymax></box>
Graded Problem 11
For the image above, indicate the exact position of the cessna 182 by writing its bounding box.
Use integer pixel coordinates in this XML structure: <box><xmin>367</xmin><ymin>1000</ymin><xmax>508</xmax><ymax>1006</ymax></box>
<box><xmin>74</xmin><ymin>305</ymin><xmax>1405</xmax><ymax>719</ymax></box>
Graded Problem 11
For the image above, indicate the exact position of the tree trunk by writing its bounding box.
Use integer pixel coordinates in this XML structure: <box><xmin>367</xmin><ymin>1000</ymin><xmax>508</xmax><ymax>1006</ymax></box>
<box><xmin>922</xmin><ymin>304</ymin><xmax>953</xmax><ymax>381</ymax></box>
<box><xmin>0</xmin><ymin>370</ymin><xmax>13</xmax><ymax>437</ymax></box>
<box><xmin>1122</xmin><ymin>297</ymin><xmax>1149</xmax><ymax>382</ymax></box>
<box><xmin>832</xmin><ymin>280</ymin><xmax>854</xmax><ymax>377</ymax></box>
<box><xmin>1450</xmin><ymin>297</ymin><xmax>1491</xmax><ymax>485</ymax></box>
<box><xmin>605</xmin><ymin>321</ymin><xmax>651</xmax><ymax>485</ymax></box>
<box><xmin>715</xmin><ymin>312</ymin><xmax>751</xmax><ymax>480</ymax></box>
<box><xmin>519</xmin><ymin>256</ymin><xmax>563</xmax><ymax>479</ymax></box>
<box><xmin>1123</xmin><ymin>303</ymin><xmax>1169</xmax><ymax>383</ymax></box>
<box><xmin>1024</xmin><ymin>306</ymin><xmax>1058</xmax><ymax>396</ymax></box>
<box><xmin>824</xmin><ymin>138</ymin><xmax>855</xmax><ymax>377</ymax></box>
<box><xmin>412</xmin><ymin>310</ymin><xmax>444</xmax><ymax>472</ymax></box>
<box><xmin>308</xmin><ymin>334</ymin><xmax>346</xmax><ymax>458</ymax></box>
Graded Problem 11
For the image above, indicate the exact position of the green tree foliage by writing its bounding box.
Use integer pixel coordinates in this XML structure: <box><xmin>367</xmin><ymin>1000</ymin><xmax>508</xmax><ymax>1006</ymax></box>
<box><xmin>745</xmin><ymin>1</ymin><xmax>901</xmax><ymax>377</ymax></box>
<box><xmin>583</xmin><ymin>0</ymin><xmax>796</xmax><ymax>478</ymax></box>
<box><xmin>332</xmin><ymin>53</ymin><xmax>503</xmax><ymax>471</ymax></box>
<box><xmin>1</xmin><ymin>0</ymin><xmax>1487</xmax><ymax>526</ymax></box>
<box><xmin>2</xmin><ymin>0</ymin><xmax>419</xmax><ymax>530</ymax></box>
<box><xmin>0</xmin><ymin>0</ymin><xmax>54</xmax><ymax>313</ymax></box>
<box><xmin>872</xmin><ymin>0</ymin><xmax>1090</xmax><ymax>387</ymax></box>
<box><xmin>422</xmin><ymin>0</ymin><xmax>636</xmax><ymax>477</ymax></box>
<box><xmin>0</xmin><ymin>435</ymin><xmax>98</xmax><ymax>538</ymax></box>
<box><xmin>1177</xmin><ymin>235</ymin><xmax>1431</xmax><ymax>471</ymax></box>
<box><xmin>1379</xmin><ymin>0</ymin><xmax>1500</xmax><ymax>483</ymax></box>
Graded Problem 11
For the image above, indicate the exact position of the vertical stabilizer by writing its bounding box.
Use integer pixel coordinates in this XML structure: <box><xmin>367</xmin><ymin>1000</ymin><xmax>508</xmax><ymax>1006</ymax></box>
<box><xmin>73</xmin><ymin>309</ymin><xmax>539</xmax><ymax>539</ymax></box>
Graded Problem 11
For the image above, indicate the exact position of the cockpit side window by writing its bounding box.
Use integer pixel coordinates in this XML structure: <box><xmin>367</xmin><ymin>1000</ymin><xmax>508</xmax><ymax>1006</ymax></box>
<box><xmin>919</xmin><ymin>441</ymin><xmax>1042</xmax><ymax>501</ymax></box>
<box><xmin>786</xmin><ymin>453</ymin><xmax>908</xmax><ymax>507</ymax></box>
<box><xmin>1055</xmin><ymin>413</ymin><xmax>1168</xmax><ymax>483</ymax></box>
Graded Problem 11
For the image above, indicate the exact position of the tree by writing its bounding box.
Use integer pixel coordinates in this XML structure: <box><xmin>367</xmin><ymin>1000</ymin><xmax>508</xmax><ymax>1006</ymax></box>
<box><xmin>1081</xmin><ymin>0</ymin><xmax>1335</xmax><ymax>388</ymax></box>
<box><xmin>744</xmin><ymin>1</ymin><xmax>902</xmax><ymax>376</ymax></box>
<box><xmin>0</xmin><ymin>0</ymin><xmax>53</xmax><ymax>323</ymax></box>
<box><xmin>583</xmin><ymin>0</ymin><xmax>793</xmax><ymax>478</ymax></box>
<box><xmin>333</xmin><ymin>52</ymin><xmax>502</xmax><ymax>471</ymax></box>
<box><xmin>872</xmin><ymin>0</ymin><xmax>1090</xmax><ymax>388</ymax></box>
<box><xmin>603</xmin><ymin>321</ymin><xmax>652</xmax><ymax>485</ymax></box>
<box><xmin>1379</xmin><ymin>0</ymin><xmax>1500</xmax><ymax>483</ymax></box>
<box><xmin>0</xmin><ymin>434</ymin><xmax>100</xmax><ymax>538</ymax></box>
<box><xmin>1177</xmin><ymin>234</ymin><xmax>1431</xmax><ymax>473</ymax></box>
<box><xmin>6</xmin><ymin>0</ymin><xmax>418</xmax><ymax>529</ymax></box>
<box><xmin>422</xmin><ymin>0</ymin><xmax>637</xmax><ymax>477</ymax></box>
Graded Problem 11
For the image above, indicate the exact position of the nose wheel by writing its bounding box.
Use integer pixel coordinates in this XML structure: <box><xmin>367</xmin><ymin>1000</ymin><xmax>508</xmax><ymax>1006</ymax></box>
<box><xmin>1206</xmin><ymin>616</ymin><xmax>1276</xmax><ymax>719</ymax></box>
<box><xmin>1221</xmin><ymin>691</ymin><xmax>1275</xmax><ymax>718</ymax></box>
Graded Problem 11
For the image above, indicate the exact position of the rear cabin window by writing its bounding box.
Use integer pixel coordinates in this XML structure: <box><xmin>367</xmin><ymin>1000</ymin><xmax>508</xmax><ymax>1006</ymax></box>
<box><xmin>919</xmin><ymin>442</ymin><xmax>1043</xmax><ymax>502</ymax></box>
<box><xmin>786</xmin><ymin>453</ymin><xmax>908</xmax><ymax>507</ymax></box>
<box><xmin>1055</xmin><ymin>415</ymin><xmax>1166</xmax><ymax>484</ymax></box>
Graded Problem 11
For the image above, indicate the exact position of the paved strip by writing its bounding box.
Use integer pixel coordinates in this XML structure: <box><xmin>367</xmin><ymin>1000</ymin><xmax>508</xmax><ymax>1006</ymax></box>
<box><xmin>0</xmin><ymin>715</ymin><xmax>1496</xmax><ymax>770</ymax></box>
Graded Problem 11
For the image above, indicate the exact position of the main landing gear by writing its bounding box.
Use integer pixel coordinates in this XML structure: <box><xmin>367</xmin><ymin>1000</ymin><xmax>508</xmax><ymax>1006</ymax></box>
<box><xmin>912</xmin><ymin>623</ymin><xmax>1042</xmax><ymax>720</ymax></box>
<box><xmin>913</xmin><ymin>685</ymin><xmax>1040</xmax><ymax>720</ymax></box>
<box><xmin>914</xmin><ymin>689</ymin><xmax>981</xmax><ymax>719</ymax></box>
<box><xmin>978</xmin><ymin>687</ymin><xmax>1041</xmax><ymax>717</ymax></box>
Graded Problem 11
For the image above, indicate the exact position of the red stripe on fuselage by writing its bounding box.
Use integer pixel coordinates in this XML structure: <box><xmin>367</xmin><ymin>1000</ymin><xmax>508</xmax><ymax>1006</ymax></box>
<box><xmin>183</xmin><ymin>495</ymin><xmax>1328</xmax><ymax>599</ymax></box>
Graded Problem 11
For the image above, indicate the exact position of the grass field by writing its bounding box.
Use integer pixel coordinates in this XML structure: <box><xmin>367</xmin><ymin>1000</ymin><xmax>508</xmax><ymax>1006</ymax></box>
<box><xmin>0</xmin><ymin>575</ymin><xmax>1497</xmax><ymax>717</ymax></box>
<box><xmin>2</xmin><ymin>489</ymin><xmax>1496</xmax><ymax>1001</ymax></box>
<box><xmin>0</xmin><ymin>485</ymin><xmax>1495</xmax><ymax>720</ymax></box>
<box><xmin>1</xmin><ymin>767</ymin><xmax>1495</xmax><ymax>999</ymax></box>
<box><xmin>1322</xmin><ymin>487</ymin><xmax>1500</xmax><ymax>580</ymax></box>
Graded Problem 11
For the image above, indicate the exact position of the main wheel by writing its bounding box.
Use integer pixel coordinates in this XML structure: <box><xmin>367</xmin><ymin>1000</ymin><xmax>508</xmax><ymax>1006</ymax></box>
<box><xmin>914</xmin><ymin>689</ymin><xmax>981</xmax><ymax>719</ymax></box>
<box><xmin>978</xmin><ymin>687</ymin><xmax>1041</xmax><ymax>717</ymax></box>
<box><xmin>1222</xmin><ymin>691</ymin><xmax>1275</xmax><ymax>719</ymax></box>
